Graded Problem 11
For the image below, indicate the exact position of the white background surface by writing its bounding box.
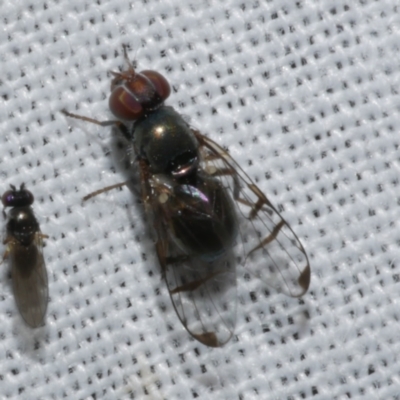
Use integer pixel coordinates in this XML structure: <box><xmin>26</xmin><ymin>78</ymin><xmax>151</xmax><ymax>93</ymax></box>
<box><xmin>1</xmin><ymin>0</ymin><xmax>400</xmax><ymax>399</ymax></box>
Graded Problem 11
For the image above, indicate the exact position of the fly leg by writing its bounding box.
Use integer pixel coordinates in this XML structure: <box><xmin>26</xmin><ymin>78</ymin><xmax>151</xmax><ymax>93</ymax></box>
<box><xmin>82</xmin><ymin>181</ymin><xmax>131</xmax><ymax>202</ymax></box>
<box><xmin>61</xmin><ymin>109</ymin><xmax>131</xmax><ymax>141</ymax></box>
<box><xmin>1</xmin><ymin>237</ymin><xmax>15</xmax><ymax>265</ymax></box>
<box><xmin>62</xmin><ymin>108</ymin><xmax>140</xmax><ymax>201</ymax></box>
<box><xmin>205</xmin><ymin>163</ymin><xmax>271</xmax><ymax>221</ymax></box>
<box><xmin>34</xmin><ymin>233</ymin><xmax>49</xmax><ymax>247</ymax></box>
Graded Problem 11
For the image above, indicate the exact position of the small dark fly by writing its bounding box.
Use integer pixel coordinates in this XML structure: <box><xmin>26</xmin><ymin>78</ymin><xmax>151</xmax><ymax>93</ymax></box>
<box><xmin>62</xmin><ymin>46</ymin><xmax>310</xmax><ymax>347</ymax></box>
<box><xmin>2</xmin><ymin>184</ymin><xmax>48</xmax><ymax>328</ymax></box>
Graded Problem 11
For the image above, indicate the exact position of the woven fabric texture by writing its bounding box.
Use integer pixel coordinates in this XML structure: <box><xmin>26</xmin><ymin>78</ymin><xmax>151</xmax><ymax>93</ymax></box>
<box><xmin>0</xmin><ymin>0</ymin><xmax>399</xmax><ymax>399</ymax></box>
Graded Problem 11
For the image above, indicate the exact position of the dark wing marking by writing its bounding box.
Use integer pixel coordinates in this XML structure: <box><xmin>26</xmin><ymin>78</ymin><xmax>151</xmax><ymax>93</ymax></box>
<box><xmin>9</xmin><ymin>234</ymin><xmax>48</xmax><ymax>328</ymax></box>
<box><xmin>139</xmin><ymin>162</ymin><xmax>237</xmax><ymax>347</ymax></box>
<box><xmin>194</xmin><ymin>130</ymin><xmax>310</xmax><ymax>298</ymax></box>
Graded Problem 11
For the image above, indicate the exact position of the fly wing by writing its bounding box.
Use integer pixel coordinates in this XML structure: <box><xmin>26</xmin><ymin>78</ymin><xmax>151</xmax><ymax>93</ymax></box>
<box><xmin>138</xmin><ymin>161</ymin><xmax>237</xmax><ymax>347</ymax></box>
<box><xmin>9</xmin><ymin>235</ymin><xmax>48</xmax><ymax>328</ymax></box>
<box><xmin>194</xmin><ymin>130</ymin><xmax>310</xmax><ymax>298</ymax></box>
<box><xmin>156</xmin><ymin>230</ymin><xmax>237</xmax><ymax>347</ymax></box>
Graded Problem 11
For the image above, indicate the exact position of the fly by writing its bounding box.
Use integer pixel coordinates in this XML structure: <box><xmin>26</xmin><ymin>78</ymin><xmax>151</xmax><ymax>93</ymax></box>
<box><xmin>62</xmin><ymin>45</ymin><xmax>310</xmax><ymax>347</ymax></box>
<box><xmin>2</xmin><ymin>184</ymin><xmax>48</xmax><ymax>328</ymax></box>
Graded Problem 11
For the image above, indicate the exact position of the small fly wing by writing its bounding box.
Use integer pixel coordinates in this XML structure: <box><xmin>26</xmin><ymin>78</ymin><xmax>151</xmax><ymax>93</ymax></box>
<box><xmin>194</xmin><ymin>131</ymin><xmax>310</xmax><ymax>298</ymax></box>
<box><xmin>9</xmin><ymin>235</ymin><xmax>48</xmax><ymax>328</ymax></box>
<box><xmin>156</xmin><ymin>232</ymin><xmax>237</xmax><ymax>347</ymax></box>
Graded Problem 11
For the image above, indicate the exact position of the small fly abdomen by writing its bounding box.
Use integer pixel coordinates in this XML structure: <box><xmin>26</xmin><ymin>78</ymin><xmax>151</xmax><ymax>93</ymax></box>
<box><xmin>10</xmin><ymin>242</ymin><xmax>47</xmax><ymax>328</ymax></box>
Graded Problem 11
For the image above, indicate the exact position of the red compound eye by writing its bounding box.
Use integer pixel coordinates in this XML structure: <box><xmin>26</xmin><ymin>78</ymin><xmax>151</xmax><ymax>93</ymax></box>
<box><xmin>140</xmin><ymin>70</ymin><xmax>171</xmax><ymax>102</ymax></box>
<box><xmin>109</xmin><ymin>70</ymin><xmax>171</xmax><ymax>121</ymax></box>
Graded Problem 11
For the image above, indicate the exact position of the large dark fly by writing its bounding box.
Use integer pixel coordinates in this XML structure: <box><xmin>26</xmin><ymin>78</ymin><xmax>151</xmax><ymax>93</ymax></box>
<box><xmin>62</xmin><ymin>46</ymin><xmax>310</xmax><ymax>347</ymax></box>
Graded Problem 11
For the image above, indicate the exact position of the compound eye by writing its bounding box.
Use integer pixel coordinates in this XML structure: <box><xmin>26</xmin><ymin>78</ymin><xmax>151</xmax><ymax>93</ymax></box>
<box><xmin>109</xmin><ymin>85</ymin><xmax>144</xmax><ymax>120</ymax></box>
<box><xmin>140</xmin><ymin>70</ymin><xmax>171</xmax><ymax>102</ymax></box>
<box><xmin>2</xmin><ymin>188</ymin><xmax>34</xmax><ymax>208</ymax></box>
<box><xmin>109</xmin><ymin>71</ymin><xmax>171</xmax><ymax>121</ymax></box>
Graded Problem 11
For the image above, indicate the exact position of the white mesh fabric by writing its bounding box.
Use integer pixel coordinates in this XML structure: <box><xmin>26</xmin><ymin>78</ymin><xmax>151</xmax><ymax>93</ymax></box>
<box><xmin>0</xmin><ymin>0</ymin><xmax>400</xmax><ymax>399</ymax></box>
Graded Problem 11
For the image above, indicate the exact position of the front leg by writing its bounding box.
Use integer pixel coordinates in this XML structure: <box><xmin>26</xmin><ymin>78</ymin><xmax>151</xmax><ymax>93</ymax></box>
<box><xmin>61</xmin><ymin>109</ymin><xmax>131</xmax><ymax>141</ymax></box>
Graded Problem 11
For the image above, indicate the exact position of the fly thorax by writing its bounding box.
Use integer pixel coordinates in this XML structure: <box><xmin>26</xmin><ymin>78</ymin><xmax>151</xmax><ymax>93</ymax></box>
<box><xmin>7</xmin><ymin>207</ymin><xmax>39</xmax><ymax>246</ymax></box>
<box><xmin>133</xmin><ymin>106</ymin><xmax>199</xmax><ymax>176</ymax></box>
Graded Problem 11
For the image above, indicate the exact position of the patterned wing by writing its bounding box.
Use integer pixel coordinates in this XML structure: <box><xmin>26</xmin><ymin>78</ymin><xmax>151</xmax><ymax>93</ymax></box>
<box><xmin>156</xmin><ymin>235</ymin><xmax>237</xmax><ymax>347</ymax></box>
<box><xmin>194</xmin><ymin>131</ymin><xmax>310</xmax><ymax>298</ymax></box>
<box><xmin>138</xmin><ymin>160</ymin><xmax>237</xmax><ymax>347</ymax></box>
